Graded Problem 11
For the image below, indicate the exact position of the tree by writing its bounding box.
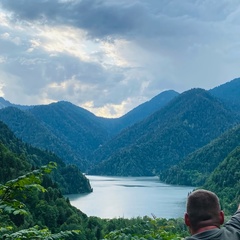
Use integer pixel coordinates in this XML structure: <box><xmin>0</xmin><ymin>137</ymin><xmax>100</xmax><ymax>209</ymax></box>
<box><xmin>0</xmin><ymin>162</ymin><xmax>79</xmax><ymax>239</ymax></box>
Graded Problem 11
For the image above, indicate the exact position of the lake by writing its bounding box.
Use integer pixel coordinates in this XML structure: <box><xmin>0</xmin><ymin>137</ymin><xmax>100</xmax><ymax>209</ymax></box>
<box><xmin>66</xmin><ymin>175</ymin><xmax>194</xmax><ymax>219</ymax></box>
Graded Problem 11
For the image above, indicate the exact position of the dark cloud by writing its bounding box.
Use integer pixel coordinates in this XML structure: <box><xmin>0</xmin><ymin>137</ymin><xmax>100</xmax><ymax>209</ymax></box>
<box><xmin>1</xmin><ymin>0</ymin><xmax>146</xmax><ymax>38</ymax></box>
<box><xmin>2</xmin><ymin>0</ymin><xmax>236</xmax><ymax>38</ymax></box>
<box><xmin>0</xmin><ymin>0</ymin><xmax>59</xmax><ymax>20</ymax></box>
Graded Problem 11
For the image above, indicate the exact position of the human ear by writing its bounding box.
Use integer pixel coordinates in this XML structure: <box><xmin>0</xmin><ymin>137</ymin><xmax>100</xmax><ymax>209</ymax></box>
<box><xmin>184</xmin><ymin>212</ymin><xmax>191</xmax><ymax>227</ymax></box>
<box><xmin>219</xmin><ymin>211</ymin><xmax>224</xmax><ymax>225</ymax></box>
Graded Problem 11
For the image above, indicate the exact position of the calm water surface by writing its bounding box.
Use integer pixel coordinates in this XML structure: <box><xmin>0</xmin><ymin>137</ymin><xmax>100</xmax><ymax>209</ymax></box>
<box><xmin>66</xmin><ymin>175</ymin><xmax>193</xmax><ymax>219</ymax></box>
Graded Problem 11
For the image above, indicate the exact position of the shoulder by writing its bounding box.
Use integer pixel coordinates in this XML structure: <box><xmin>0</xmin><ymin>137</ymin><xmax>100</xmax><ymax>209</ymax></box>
<box><xmin>185</xmin><ymin>229</ymin><xmax>220</xmax><ymax>240</ymax></box>
<box><xmin>224</xmin><ymin>210</ymin><xmax>240</xmax><ymax>231</ymax></box>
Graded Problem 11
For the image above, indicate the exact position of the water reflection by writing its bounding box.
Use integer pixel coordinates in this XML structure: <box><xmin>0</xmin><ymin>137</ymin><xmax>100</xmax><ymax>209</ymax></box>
<box><xmin>66</xmin><ymin>175</ymin><xmax>193</xmax><ymax>219</ymax></box>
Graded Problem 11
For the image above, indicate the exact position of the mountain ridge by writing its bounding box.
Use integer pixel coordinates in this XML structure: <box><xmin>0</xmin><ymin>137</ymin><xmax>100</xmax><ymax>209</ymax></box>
<box><xmin>0</xmin><ymin>77</ymin><xmax>239</xmax><ymax>178</ymax></box>
<box><xmin>89</xmin><ymin>88</ymin><xmax>239</xmax><ymax>176</ymax></box>
<box><xmin>0</xmin><ymin>90</ymin><xmax>178</xmax><ymax>170</ymax></box>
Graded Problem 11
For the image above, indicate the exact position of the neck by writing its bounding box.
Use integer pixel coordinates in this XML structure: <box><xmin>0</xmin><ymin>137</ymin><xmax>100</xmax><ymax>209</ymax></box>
<box><xmin>193</xmin><ymin>225</ymin><xmax>219</xmax><ymax>235</ymax></box>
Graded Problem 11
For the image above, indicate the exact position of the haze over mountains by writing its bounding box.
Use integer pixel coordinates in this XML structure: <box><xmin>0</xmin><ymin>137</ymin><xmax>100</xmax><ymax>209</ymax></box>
<box><xmin>0</xmin><ymin>78</ymin><xmax>239</xmax><ymax>187</ymax></box>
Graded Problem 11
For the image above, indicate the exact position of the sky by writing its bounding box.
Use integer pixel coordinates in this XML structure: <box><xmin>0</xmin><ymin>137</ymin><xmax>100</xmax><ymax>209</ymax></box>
<box><xmin>0</xmin><ymin>0</ymin><xmax>240</xmax><ymax>118</ymax></box>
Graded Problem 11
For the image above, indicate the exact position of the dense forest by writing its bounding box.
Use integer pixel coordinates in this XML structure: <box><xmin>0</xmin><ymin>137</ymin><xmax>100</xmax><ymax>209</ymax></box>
<box><xmin>159</xmin><ymin>124</ymin><xmax>240</xmax><ymax>187</ymax></box>
<box><xmin>0</xmin><ymin>121</ymin><xmax>92</xmax><ymax>195</ymax></box>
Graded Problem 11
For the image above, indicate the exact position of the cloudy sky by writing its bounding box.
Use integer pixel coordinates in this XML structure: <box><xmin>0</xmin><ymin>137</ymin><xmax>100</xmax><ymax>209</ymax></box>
<box><xmin>0</xmin><ymin>0</ymin><xmax>240</xmax><ymax>117</ymax></box>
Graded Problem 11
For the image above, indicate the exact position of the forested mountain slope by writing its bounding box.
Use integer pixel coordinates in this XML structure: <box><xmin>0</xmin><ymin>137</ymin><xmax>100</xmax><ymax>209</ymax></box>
<box><xmin>0</xmin><ymin>106</ymin><xmax>90</xmax><ymax>170</ymax></box>
<box><xmin>209</xmin><ymin>77</ymin><xmax>240</xmax><ymax>112</ymax></box>
<box><xmin>0</xmin><ymin>91</ymin><xmax>179</xmax><ymax>170</ymax></box>
<box><xmin>89</xmin><ymin>88</ymin><xmax>238</xmax><ymax>176</ymax></box>
<box><xmin>203</xmin><ymin>146</ymin><xmax>240</xmax><ymax>214</ymax></box>
<box><xmin>159</xmin><ymin>124</ymin><xmax>240</xmax><ymax>186</ymax></box>
<box><xmin>28</xmin><ymin>101</ymin><xmax>110</xmax><ymax>159</ymax></box>
<box><xmin>105</xmin><ymin>90</ymin><xmax>179</xmax><ymax>135</ymax></box>
<box><xmin>0</xmin><ymin>120</ymin><xmax>92</xmax><ymax>194</ymax></box>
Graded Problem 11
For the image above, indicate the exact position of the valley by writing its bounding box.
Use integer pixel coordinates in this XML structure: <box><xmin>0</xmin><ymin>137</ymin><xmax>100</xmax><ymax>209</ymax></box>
<box><xmin>0</xmin><ymin>77</ymin><xmax>239</xmax><ymax>239</ymax></box>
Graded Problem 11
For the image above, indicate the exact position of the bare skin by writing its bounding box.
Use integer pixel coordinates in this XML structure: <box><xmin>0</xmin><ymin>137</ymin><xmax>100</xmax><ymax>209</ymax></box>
<box><xmin>184</xmin><ymin>211</ymin><xmax>225</xmax><ymax>235</ymax></box>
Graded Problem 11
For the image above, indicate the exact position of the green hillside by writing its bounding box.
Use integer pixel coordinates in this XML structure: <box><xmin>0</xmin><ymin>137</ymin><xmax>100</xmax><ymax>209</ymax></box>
<box><xmin>209</xmin><ymin>77</ymin><xmax>240</xmax><ymax>112</ymax></box>
<box><xmin>28</xmin><ymin>101</ymin><xmax>110</xmax><ymax>156</ymax></box>
<box><xmin>0</xmin><ymin>91</ymin><xmax>179</xmax><ymax>171</ymax></box>
<box><xmin>159</xmin><ymin>124</ymin><xmax>240</xmax><ymax>186</ymax></box>
<box><xmin>89</xmin><ymin>88</ymin><xmax>238</xmax><ymax>176</ymax></box>
<box><xmin>203</xmin><ymin>146</ymin><xmax>240</xmax><ymax>215</ymax></box>
<box><xmin>0</xmin><ymin>120</ymin><xmax>92</xmax><ymax>194</ymax></box>
<box><xmin>0</xmin><ymin>102</ymin><xmax>110</xmax><ymax>171</ymax></box>
<box><xmin>107</xmin><ymin>90</ymin><xmax>179</xmax><ymax>134</ymax></box>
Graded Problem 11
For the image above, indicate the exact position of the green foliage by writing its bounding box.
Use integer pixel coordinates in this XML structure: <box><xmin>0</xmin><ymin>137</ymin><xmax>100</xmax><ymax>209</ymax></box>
<box><xmin>103</xmin><ymin>217</ymin><xmax>188</xmax><ymax>240</ymax></box>
<box><xmin>0</xmin><ymin>142</ymin><xmax>31</xmax><ymax>183</ymax></box>
<box><xmin>0</xmin><ymin>162</ymin><xmax>56</xmax><ymax>216</ymax></box>
<box><xmin>0</xmin><ymin>162</ymin><xmax>83</xmax><ymax>240</ymax></box>
<box><xmin>2</xmin><ymin>226</ymin><xmax>80</xmax><ymax>240</ymax></box>
<box><xmin>0</xmin><ymin>120</ymin><xmax>92</xmax><ymax>194</ymax></box>
<box><xmin>203</xmin><ymin>146</ymin><xmax>240</xmax><ymax>214</ymax></box>
<box><xmin>159</xmin><ymin>124</ymin><xmax>240</xmax><ymax>186</ymax></box>
<box><xmin>59</xmin><ymin>165</ymin><xmax>92</xmax><ymax>193</ymax></box>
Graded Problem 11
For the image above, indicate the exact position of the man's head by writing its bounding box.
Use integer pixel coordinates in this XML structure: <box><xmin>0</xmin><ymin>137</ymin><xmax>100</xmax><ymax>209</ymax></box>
<box><xmin>184</xmin><ymin>189</ymin><xmax>224</xmax><ymax>234</ymax></box>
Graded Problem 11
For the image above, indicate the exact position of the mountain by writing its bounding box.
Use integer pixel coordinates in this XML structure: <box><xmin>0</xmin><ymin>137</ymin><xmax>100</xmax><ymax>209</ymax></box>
<box><xmin>0</xmin><ymin>90</ymin><xmax>178</xmax><ymax>170</ymax></box>
<box><xmin>0</xmin><ymin>106</ymin><xmax>91</xmax><ymax>170</ymax></box>
<box><xmin>89</xmin><ymin>88</ymin><xmax>239</xmax><ymax>176</ymax></box>
<box><xmin>209</xmin><ymin>77</ymin><xmax>240</xmax><ymax>111</ymax></box>
<box><xmin>0</xmin><ymin>97</ymin><xmax>32</xmax><ymax>110</ymax></box>
<box><xmin>0</xmin><ymin>78</ymin><xmax>239</xmax><ymax>177</ymax></box>
<box><xmin>203</xmin><ymin>146</ymin><xmax>240</xmax><ymax>214</ymax></box>
<box><xmin>0</xmin><ymin>102</ymin><xmax>112</xmax><ymax>171</ymax></box>
<box><xmin>159</xmin><ymin>123</ymin><xmax>240</xmax><ymax>186</ymax></box>
<box><xmin>27</xmin><ymin>101</ymin><xmax>112</xmax><ymax>165</ymax></box>
<box><xmin>105</xmin><ymin>90</ymin><xmax>179</xmax><ymax>135</ymax></box>
<box><xmin>0</xmin><ymin>120</ymin><xmax>92</xmax><ymax>194</ymax></box>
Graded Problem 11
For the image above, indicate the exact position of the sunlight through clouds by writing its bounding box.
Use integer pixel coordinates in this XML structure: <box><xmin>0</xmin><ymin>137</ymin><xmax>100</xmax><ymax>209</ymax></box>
<box><xmin>100</xmin><ymin>39</ymin><xmax>132</xmax><ymax>67</ymax></box>
<box><xmin>83</xmin><ymin>99</ymin><xmax>133</xmax><ymax>118</ymax></box>
<box><xmin>0</xmin><ymin>11</ymin><xmax>10</xmax><ymax>27</ymax></box>
<box><xmin>38</xmin><ymin>26</ymin><xmax>92</xmax><ymax>62</ymax></box>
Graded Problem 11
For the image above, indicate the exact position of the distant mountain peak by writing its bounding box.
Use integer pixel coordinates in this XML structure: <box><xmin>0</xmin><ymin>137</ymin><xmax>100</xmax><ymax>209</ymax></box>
<box><xmin>0</xmin><ymin>97</ymin><xmax>32</xmax><ymax>110</ymax></box>
<box><xmin>0</xmin><ymin>97</ymin><xmax>12</xmax><ymax>108</ymax></box>
<box><xmin>209</xmin><ymin>77</ymin><xmax>240</xmax><ymax>110</ymax></box>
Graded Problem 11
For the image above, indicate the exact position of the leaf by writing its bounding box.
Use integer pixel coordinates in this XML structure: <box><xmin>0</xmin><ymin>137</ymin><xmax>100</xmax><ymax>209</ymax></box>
<box><xmin>13</xmin><ymin>209</ymin><xmax>28</xmax><ymax>215</ymax></box>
